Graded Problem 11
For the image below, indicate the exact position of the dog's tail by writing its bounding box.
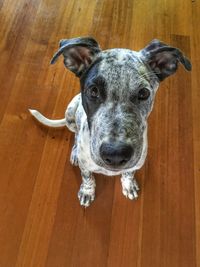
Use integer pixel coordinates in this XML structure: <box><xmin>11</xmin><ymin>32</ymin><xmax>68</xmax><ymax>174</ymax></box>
<box><xmin>29</xmin><ymin>109</ymin><xmax>66</xmax><ymax>128</ymax></box>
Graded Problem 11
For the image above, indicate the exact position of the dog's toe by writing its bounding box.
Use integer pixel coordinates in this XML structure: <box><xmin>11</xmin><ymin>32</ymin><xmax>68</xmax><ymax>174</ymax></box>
<box><xmin>70</xmin><ymin>154</ymin><xmax>79</xmax><ymax>166</ymax></box>
<box><xmin>122</xmin><ymin>188</ymin><xmax>139</xmax><ymax>200</ymax></box>
<box><xmin>70</xmin><ymin>146</ymin><xmax>79</xmax><ymax>166</ymax></box>
<box><xmin>78</xmin><ymin>190</ymin><xmax>95</xmax><ymax>207</ymax></box>
<box><xmin>122</xmin><ymin>179</ymin><xmax>139</xmax><ymax>200</ymax></box>
<box><xmin>129</xmin><ymin>188</ymin><xmax>139</xmax><ymax>199</ymax></box>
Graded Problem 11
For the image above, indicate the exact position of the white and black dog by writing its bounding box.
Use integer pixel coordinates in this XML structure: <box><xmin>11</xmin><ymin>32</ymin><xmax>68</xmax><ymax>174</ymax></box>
<box><xmin>29</xmin><ymin>37</ymin><xmax>191</xmax><ymax>207</ymax></box>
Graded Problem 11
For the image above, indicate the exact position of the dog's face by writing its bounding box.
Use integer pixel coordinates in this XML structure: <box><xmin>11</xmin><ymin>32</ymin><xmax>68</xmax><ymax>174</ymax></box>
<box><xmin>80</xmin><ymin>49</ymin><xmax>159</xmax><ymax>170</ymax></box>
<box><xmin>51</xmin><ymin>37</ymin><xmax>191</xmax><ymax>171</ymax></box>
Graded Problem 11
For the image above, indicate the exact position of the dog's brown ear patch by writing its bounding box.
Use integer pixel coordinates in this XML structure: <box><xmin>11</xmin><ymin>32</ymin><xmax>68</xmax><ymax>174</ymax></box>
<box><xmin>51</xmin><ymin>37</ymin><xmax>101</xmax><ymax>77</ymax></box>
<box><xmin>141</xmin><ymin>39</ymin><xmax>191</xmax><ymax>81</ymax></box>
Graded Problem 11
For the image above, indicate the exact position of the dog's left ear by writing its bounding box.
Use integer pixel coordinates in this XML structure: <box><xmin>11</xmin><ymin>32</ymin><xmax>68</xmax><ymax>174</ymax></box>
<box><xmin>50</xmin><ymin>37</ymin><xmax>101</xmax><ymax>77</ymax></box>
<box><xmin>140</xmin><ymin>39</ymin><xmax>192</xmax><ymax>81</ymax></box>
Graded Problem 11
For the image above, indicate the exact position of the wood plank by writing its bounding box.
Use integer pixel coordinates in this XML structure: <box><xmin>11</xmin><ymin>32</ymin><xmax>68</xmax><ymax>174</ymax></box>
<box><xmin>0</xmin><ymin>1</ymin><xmax>198</xmax><ymax>267</ymax></box>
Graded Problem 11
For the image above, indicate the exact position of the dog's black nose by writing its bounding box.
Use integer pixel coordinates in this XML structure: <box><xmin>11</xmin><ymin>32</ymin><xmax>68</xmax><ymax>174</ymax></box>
<box><xmin>100</xmin><ymin>142</ymin><xmax>133</xmax><ymax>167</ymax></box>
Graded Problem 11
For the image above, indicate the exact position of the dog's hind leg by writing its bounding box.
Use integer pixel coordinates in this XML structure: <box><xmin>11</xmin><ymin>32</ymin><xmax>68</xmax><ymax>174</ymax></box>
<box><xmin>70</xmin><ymin>134</ymin><xmax>79</xmax><ymax>166</ymax></box>
<box><xmin>65</xmin><ymin>93</ymin><xmax>81</xmax><ymax>133</ymax></box>
<box><xmin>121</xmin><ymin>172</ymin><xmax>139</xmax><ymax>200</ymax></box>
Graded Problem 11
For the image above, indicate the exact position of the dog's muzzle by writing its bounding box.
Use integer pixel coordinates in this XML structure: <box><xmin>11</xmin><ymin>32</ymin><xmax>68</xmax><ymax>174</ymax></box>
<box><xmin>99</xmin><ymin>142</ymin><xmax>133</xmax><ymax>168</ymax></box>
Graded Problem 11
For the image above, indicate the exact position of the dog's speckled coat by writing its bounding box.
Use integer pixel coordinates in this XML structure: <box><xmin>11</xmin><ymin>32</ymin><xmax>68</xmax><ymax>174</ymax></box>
<box><xmin>29</xmin><ymin>37</ymin><xmax>191</xmax><ymax>207</ymax></box>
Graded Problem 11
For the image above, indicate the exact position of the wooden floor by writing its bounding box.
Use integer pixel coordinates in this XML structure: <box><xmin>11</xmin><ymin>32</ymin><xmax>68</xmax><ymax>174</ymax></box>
<box><xmin>0</xmin><ymin>0</ymin><xmax>200</xmax><ymax>266</ymax></box>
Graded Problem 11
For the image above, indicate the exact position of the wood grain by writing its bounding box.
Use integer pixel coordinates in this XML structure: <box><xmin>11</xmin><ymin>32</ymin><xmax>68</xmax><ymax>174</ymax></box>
<box><xmin>0</xmin><ymin>0</ymin><xmax>199</xmax><ymax>266</ymax></box>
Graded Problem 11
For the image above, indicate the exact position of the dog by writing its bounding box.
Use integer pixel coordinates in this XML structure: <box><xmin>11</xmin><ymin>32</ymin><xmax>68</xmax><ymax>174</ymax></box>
<box><xmin>29</xmin><ymin>37</ymin><xmax>191</xmax><ymax>207</ymax></box>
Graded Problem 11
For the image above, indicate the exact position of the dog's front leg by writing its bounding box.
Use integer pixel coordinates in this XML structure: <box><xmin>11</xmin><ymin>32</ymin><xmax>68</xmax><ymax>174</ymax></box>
<box><xmin>78</xmin><ymin>168</ymin><xmax>96</xmax><ymax>207</ymax></box>
<box><xmin>121</xmin><ymin>172</ymin><xmax>139</xmax><ymax>200</ymax></box>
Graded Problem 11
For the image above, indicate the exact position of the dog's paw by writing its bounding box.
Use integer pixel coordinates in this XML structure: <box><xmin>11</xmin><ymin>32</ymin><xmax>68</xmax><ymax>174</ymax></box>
<box><xmin>121</xmin><ymin>178</ymin><xmax>139</xmax><ymax>200</ymax></box>
<box><xmin>78</xmin><ymin>187</ymin><xmax>95</xmax><ymax>207</ymax></box>
<box><xmin>70</xmin><ymin>146</ymin><xmax>79</xmax><ymax>166</ymax></box>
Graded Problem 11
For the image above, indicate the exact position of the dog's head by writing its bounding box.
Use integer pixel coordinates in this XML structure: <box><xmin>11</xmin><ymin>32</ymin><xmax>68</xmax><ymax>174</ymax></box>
<box><xmin>51</xmin><ymin>37</ymin><xmax>191</xmax><ymax>171</ymax></box>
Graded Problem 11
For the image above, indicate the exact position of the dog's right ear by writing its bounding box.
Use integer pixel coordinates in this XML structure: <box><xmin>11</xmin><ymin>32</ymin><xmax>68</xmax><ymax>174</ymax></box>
<box><xmin>140</xmin><ymin>39</ymin><xmax>191</xmax><ymax>81</ymax></box>
<box><xmin>50</xmin><ymin>37</ymin><xmax>101</xmax><ymax>77</ymax></box>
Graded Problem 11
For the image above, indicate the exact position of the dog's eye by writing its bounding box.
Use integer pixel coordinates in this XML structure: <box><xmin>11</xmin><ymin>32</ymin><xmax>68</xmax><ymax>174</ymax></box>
<box><xmin>138</xmin><ymin>88</ymin><xmax>150</xmax><ymax>100</ymax></box>
<box><xmin>88</xmin><ymin>86</ymin><xmax>99</xmax><ymax>99</ymax></box>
